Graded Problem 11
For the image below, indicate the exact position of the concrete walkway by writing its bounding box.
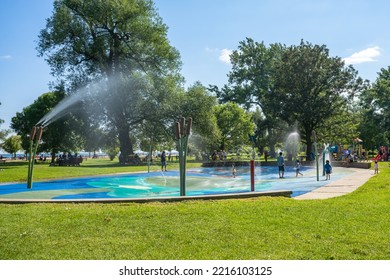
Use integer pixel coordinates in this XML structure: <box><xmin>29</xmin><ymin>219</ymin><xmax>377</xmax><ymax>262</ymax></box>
<box><xmin>294</xmin><ymin>168</ymin><xmax>374</xmax><ymax>200</ymax></box>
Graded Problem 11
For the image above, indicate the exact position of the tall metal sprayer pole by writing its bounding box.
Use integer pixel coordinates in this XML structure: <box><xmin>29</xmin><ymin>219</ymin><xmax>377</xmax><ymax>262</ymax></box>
<box><xmin>27</xmin><ymin>126</ymin><xmax>43</xmax><ymax>189</ymax></box>
<box><xmin>27</xmin><ymin>126</ymin><xmax>37</xmax><ymax>189</ymax></box>
<box><xmin>147</xmin><ymin>137</ymin><xmax>153</xmax><ymax>173</ymax></box>
<box><xmin>175</xmin><ymin>117</ymin><xmax>192</xmax><ymax>196</ymax></box>
<box><xmin>312</xmin><ymin>130</ymin><xmax>319</xmax><ymax>181</ymax></box>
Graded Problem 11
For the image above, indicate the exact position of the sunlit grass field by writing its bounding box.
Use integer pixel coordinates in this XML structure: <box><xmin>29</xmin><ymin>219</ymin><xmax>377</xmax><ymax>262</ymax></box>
<box><xmin>0</xmin><ymin>159</ymin><xmax>389</xmax><ymax>260</ymax></box>
<box><xmin>0</xmin><ymin>157</ymin><xmax>201</xmax><ymax>183</ymax></box>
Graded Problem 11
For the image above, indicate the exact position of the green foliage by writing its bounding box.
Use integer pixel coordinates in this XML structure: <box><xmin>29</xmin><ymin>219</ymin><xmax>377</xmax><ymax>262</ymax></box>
<box><xmin>37</xmin><ymin>0</ymin><xmax>182</xmax><ymax>159</ymax></box>
<box><xmin>358</xmin><ymin>66</ymin><xmax>390</xmax><ymax>148</ymax></box>
<box><xmin>1</xmin><ymin>135</ymin><xmax>22</xmax><ymax>156</ymax></box>
<box><xmin>179</xmin><ymin>83</ymin><xmax>219</xmax><ymax>138</ymax></box>
<box><xmin>11</xmin><ymin>91</ymin><xmax>84</xmax><ymax>158</ymax></box>
<box><xmin>0</xmin><ymin>102</ymin><xmax>10</xmax><ymax>141</ymax></box>
<box><xmin>273</xmin><ymin>41</ymin><xmax>365</xmax><ymax>151</ymax></box>
<box><xmin>213</xmin><ymin>102</ymin><xmax>255</xmax><ymax>151</ymax></box>
<box><xmin>107</xmin><ymin>147</ymin><xmax>119</xmax><ymax>161</ymax></box>
<box><xmin>211</xmin><ymin>39</ymin><xmax>286</xmax><ymax>156</ymax></box>
<box><xmin>213</xmin><ymin>39</ymin><xmax>366</xmax><ymax>157</ymax></box>
<box><xmin>37</xmin><ymin>0</ymin><xmax>181</xmax><ymax>82</ymax></box>
<box><xmin>138</xmin><ymin>81</ymin><xmax>221</xmax><ymax>154</ymax></box>
<box><xmin>174</xmin><ymin>82</ymin><xmax>220</xmax><ymax>151</ymax></box>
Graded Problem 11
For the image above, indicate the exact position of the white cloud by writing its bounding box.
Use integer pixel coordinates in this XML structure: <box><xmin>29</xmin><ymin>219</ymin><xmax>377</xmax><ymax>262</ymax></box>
<box><xmin>219</xmin><ymin>48</ymin><xmax>233</xmax><ymax>64</ymax></box>
<box><xmin>0</xmin><ymin>55</ymin><xmax>12</xmax><ymax>60</ymax></box>
<box><xmin>343</xmin><ymin>46</ymin><xmax>381</xmax><ymax>65</ymax></box>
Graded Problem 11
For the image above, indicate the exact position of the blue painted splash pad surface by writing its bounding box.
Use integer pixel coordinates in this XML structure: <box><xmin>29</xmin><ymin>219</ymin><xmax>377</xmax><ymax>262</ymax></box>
<box><xmin>0</xmin><ymin>166</ymin><xmax>353</xmax><ymax>200</ymax></box>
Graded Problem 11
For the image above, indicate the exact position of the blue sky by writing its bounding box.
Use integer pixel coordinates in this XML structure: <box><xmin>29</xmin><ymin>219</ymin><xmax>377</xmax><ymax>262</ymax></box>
<box><xmin>1</xmin><ymin>0</ymin><xmax>390</xmax><ymax>130</ymax></box>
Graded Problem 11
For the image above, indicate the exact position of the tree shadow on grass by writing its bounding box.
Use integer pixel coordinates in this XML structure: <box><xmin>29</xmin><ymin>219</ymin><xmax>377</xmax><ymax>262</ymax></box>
<box><xmin>1</xmin><ymin>161</ymin><xmax>28</xmax><ymax>168</ymax></box>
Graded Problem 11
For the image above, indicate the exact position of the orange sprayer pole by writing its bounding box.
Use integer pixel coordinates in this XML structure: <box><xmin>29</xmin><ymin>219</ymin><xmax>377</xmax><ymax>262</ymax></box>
<box><xmin>250</xmin><ymin>159</ymin><xmax>255</xmax><ymax>191</ymax></box>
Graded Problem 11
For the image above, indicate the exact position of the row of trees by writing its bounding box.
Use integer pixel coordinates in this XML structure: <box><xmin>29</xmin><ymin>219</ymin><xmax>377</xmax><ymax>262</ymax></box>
<box><xmin>7</xmin><ymin>0</ymin><xmax>256</xmax><ymax>162</ymax></box>
<box><xmin>2</xmin><ymin>0</ymin><xmax>390</xmax><ymax>161</ymax></box>
<box><xmin>9</xmin><ymin>85</ymin><xmax>255</xmax><ymax>161</ymax></box>
<box><xmin>1</xmin><ymin>102</ymin><xmax>21</xmax><ymax>157</ymax></box>
<box><xmin>210</xmin><ymin>38</ymin><xmax>367</xmax><ymax>157</ymax></box>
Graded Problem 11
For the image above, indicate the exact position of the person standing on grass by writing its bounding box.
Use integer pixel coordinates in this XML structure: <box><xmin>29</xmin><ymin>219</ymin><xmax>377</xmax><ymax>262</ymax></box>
<box><xmin>277</xmin><ymin>152</ymin><xmax>285</xmax><ymax>178</ymax></box>
<box><xmin>374</xmin><ymin>161</ymin><xmax>379</xmax><ymax>174</ymax></box>
<box><xmin>324</xmin><ymin>160</ymin><xmax>332</xmax><ymax>180</ymax></box>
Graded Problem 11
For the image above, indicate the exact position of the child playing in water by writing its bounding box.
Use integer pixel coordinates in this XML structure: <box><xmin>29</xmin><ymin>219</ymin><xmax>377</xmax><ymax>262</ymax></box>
<box><xmin>295</xmin><ymin>160</ymin><xmax>303</xmax><ymax>177</ymax></box>
<box><xmin>232</xmin><ymin>163</ymin><xmax>237</xmax><ymax>178</ymax></box>
<box><xmin>324</xmin><ymin>160</ymin><xmax>332</xmax><ymax>180</ymax></box>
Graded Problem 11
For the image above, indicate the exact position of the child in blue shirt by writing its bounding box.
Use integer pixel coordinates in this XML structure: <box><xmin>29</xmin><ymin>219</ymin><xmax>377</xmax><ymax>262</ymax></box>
<box><xmin>324</xmin><ymin>160</ymin><xmax>332</xmax><ymax>180</ymax></box>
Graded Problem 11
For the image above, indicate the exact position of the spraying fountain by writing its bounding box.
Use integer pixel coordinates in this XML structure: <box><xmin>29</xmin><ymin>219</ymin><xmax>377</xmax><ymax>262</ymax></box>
<box><xmin>284</xmin><ymin>132</ymin><xmax>301</xmax><ymax>161</ymax></box>
<box><xmin>322</xmin><ymin>143</ymin><xmax>331</xmax><ymax>176</ymax></box>
<box><xmin>27</xmin><ymin>126</ymin><xmax>44</xmax><ymax>189</ymax></box>
<box><xmin>26</xmin><ymin>83</ymin><xmax>96</xmax><ymax>188</ymax></box>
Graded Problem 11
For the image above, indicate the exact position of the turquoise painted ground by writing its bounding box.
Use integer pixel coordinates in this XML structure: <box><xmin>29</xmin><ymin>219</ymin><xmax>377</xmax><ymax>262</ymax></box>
<box><xmin>0</xmin><ymin>166</ymin><xmax>353</xmax><ymax>199</ymax></box>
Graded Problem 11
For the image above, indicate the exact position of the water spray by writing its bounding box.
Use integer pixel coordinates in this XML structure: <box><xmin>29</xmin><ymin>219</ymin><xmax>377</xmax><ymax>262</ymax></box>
<box><xmin>27</xmin><ymin>126</ymin><xmax>44</xmax><ymax>189</ymax></box>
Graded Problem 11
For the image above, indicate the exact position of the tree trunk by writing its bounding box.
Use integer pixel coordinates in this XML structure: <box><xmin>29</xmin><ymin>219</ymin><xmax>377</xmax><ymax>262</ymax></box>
<box><xmin>267</xmin><ymin>128</ymin><xmax>276</xmax><ymax>158</ymax></box>
<box><xmin>51</xmin><ymin>148</ymin><xmax>59</xmax><ymax>164</ymax></box>
<box><xmin>305</xmin><ymin>132</ymin><xmax>313</xmax><ymax>161</ymax></box>
<box><xmin>118</xmin><ymin>125</ymin><xmax>134</xmax><ymax>164</ymax></box>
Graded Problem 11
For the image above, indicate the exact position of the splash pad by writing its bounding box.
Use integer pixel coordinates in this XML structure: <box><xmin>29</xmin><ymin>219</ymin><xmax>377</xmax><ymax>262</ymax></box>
<box><xmin>0</xmin><ymin>165</ymin><xmax>355</xmax><ymax>203</ymax></box>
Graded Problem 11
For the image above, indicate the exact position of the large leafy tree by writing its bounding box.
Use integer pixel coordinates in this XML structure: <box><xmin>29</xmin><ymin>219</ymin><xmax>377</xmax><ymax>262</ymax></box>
<box><xmin>211</xmin><ymin>39</ymin><xmax>287</xmax><ymax>157</ymax></box>
<box><xmin>173</xmin><ymin>83</ymin><xmax>221</xmax><ymax>153</ymax></box>
<box><xmin>213</xmin><ymin>102</ymin><xmax>255</xmax><ymax>151</ymax></box>
<box><xmin>37</xmin><ymin>0</ymin><xmax>181</xmax><ymax>160</ymax></box>
<box><xmin>272</xmin><ymin>41</ymin><xmax>365</xmax><ymax>156</ymax></box>
<box><xmin>171</xmin><ymin>82</ymin><xmax>220</xmax><ymax>139</ymax></box>
<box><xmin>136</xmin><ymin>82</ymin><xmax>221</xmax><ymax>155</ymax></box>
<box><xmin>11</xmin><ymin>92</ymin><xmax>83</xmax><ymax>161</ymax></box>
<box><xmin>321</xmin><ymin>104</ymin><xmax>360</xmax><ymax>145</ymax></box>
<box><xmin>358</xmin><ymin>66</ymin><xmax>390</xmax><ymax>149</ymax></box>
<box><xmin>214</xmin><ymin>39</ymin><xmax>365</xmax><ymax>158</ymax></box>
<box><xmin>0</xmin><ymin>102</ymin><xmax>10</xmax><ymax>142</ymax></box>
<box><xmin>2</xmin><ymin>135</ymin><xmax>22</xmax><ymax>158</ymax></box>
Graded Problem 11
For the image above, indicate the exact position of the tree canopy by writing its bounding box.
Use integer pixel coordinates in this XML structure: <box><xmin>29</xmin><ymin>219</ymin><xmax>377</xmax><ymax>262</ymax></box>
<box><xmin>358</xmin><ymin>66</ymin><xmax>390</xmax><ymax>149</ymax></box>
<box><xmin>0</xmin><ymin>102</ymin><xmax>9</xmax><ymax>142</ymax></box>
<box><xmin>8</xmin><ymin>1</ymin><xmax>387</xmax><ymax>160</ymax></box>
<box><xmin>213</xmin><ymin>102</ymin><xmax>255</xmax><ymax>151</ymax></box>
<box><xmin>213</xmin><ymin>39</ymin><xmax>366</xmax><ymax>158</ymax></box>
<box><xmin>37</xmin><ymin>0</ymin><xmax>181</xmax><ymax>83</ymax></box>
<box><xmin>1</xmin><ymin>135</ymin><xmax>22</xmax><ymax>158</ymax></box>
<box><xmin>11</xmin><ymin>91</ymin><xmax>83</xmax><ymax>161</ymax></box>
<box><xmin>37</xmin><ymin>0</ymin><xmax>182</xmax><ymax>162</ymax></box>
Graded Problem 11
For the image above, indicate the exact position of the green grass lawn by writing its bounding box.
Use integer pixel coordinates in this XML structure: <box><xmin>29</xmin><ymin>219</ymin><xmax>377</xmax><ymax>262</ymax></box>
<box><xmin>0</xmin><ymin>157</ymin><xmax>201</xmax><ymax>183</ymax></box>
<box><xmin>0</xmin><ymin>159</ymin><xmax>389</xmax><ymax>260</ymax></box>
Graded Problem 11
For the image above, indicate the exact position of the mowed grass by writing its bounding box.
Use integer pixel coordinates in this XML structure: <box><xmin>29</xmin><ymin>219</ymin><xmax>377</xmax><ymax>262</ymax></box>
<box><xmin>0</xmin><ymin>157</ymin><xmax>200</xmax><ymax>183</ymax></box>
<box><xmin>0</xmin><ymin>160</ymin><xmax>389</xmax><ymax>260</ymax></box>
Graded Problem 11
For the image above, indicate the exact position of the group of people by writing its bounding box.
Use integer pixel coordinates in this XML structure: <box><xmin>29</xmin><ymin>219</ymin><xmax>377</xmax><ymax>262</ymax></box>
<box><xmin>211</xmin><ymin>150</ymin><xmax>227</xmax><ymax>161</ymax></box>
<box><xmin>276</xmin><ymin>152</ymin><xmax>332</xmax><ymax>180</ymax></box>
<box><xmin>54</xmin><ymin>153</ymin><xmax>83</xmax><ymax>166</ymax></box>
<box><xmin>229</xmin><ymin>152</ymin><xmax>333</xmax><ymax>180</ymax></box>
<box><xmin>162</xmin><ymin>148</ymin><xmax>336</xmax><ymax>179</ymax></box>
